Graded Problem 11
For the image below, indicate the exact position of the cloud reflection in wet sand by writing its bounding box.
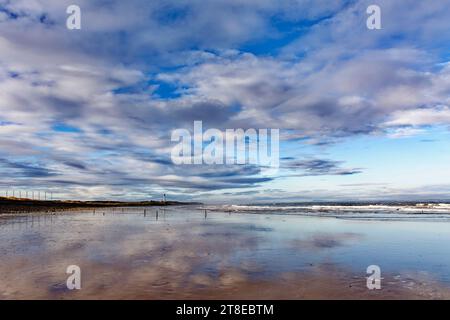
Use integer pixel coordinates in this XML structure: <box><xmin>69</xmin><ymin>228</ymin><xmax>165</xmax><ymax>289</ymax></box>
<box><xmin>291</xmin><ymin>232</ymin><xmax>364</xmax><ymax>250</ymax></box>
<box><xmin>0</xmin><ymin>207</ymin><xmax>449</xmax><ymax>299</ymax></box>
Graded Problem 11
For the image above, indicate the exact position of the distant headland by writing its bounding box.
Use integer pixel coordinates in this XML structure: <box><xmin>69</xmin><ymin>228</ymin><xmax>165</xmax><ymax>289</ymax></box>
<box><xmin>0</xmin><ymin>197</ymin><xmax>201</xmax><ymax>215</ymax></box>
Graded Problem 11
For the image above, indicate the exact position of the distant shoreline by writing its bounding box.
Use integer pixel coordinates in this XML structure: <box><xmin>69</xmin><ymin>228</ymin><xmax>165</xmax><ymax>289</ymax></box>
<box><xmin>0</xmin><ymin>197</ymin><xmax>200</xmax><ymax>215</ymax></box>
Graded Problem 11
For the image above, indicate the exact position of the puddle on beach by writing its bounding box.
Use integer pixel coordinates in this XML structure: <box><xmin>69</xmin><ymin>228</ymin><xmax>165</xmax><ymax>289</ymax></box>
<box><xmin>1</xmin><ymin>205</ymin><xmax>450</xmax><ymax>299</ymax></box>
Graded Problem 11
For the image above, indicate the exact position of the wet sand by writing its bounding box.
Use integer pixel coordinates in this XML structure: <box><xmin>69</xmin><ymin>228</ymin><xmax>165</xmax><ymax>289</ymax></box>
<box><xmin>1</xmin><ymin>206</ymin><xmax>450</xmax><ymax>299</ymax></box>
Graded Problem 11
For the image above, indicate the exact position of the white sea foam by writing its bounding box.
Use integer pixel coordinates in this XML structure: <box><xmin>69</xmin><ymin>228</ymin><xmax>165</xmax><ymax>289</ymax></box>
<box><xmin>205</xmin><ymin>203</ymin><xmax>450</xmax><ymax>220</ymax></box>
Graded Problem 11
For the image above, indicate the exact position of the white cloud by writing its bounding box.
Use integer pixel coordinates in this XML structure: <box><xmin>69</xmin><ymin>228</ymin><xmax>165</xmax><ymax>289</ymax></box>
<box><xmin>385</xmin><ymin>106</ymin><xmax>450</xmax><ymax>127</ymax></box>
<box><xmin>1</xmin><ymin>0</ymin><xmax>450</xmax><ymax>200</ymax></box>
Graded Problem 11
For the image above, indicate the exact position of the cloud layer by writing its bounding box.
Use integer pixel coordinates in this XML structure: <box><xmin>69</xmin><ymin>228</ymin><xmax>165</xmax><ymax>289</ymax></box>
<box><xmin>1</xmin><ymin>0</ymin><xmax>450</xmax><ymax>201</ymax></box>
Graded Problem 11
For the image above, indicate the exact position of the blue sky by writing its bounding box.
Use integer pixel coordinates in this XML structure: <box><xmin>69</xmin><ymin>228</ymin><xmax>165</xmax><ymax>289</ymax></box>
<box><xmin>1</xmin><ymin>0</ymin><xmax>450</xmax><ymax>202</ymax></box>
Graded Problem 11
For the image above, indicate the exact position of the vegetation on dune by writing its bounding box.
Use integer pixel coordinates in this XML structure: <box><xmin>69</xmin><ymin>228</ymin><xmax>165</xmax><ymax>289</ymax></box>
<box><xmin>0</xmin><ymin>197</ymin><xmax>199</xmax><ymax>214</ymax></box>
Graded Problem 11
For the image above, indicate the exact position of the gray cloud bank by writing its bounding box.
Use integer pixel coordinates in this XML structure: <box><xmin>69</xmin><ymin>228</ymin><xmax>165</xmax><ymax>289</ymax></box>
<box><xmin>1</xmin><ymin>0</ymin><xmax>450</xmax><ymax>200</ymax></box>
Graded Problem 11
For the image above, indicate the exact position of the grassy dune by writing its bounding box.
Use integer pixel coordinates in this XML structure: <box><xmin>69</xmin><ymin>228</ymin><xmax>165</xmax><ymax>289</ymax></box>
<box><xmin>0</xmin><ymin>197</ymin><xmax>197</xmax><ymax>214</ymax></box>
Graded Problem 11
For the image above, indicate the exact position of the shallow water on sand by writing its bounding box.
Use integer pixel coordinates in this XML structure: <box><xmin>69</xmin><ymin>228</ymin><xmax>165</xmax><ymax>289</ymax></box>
<box><xmin>1</xmin><ymin>205</ymin><xmax>450</xmax><ymax>299</ymax></box>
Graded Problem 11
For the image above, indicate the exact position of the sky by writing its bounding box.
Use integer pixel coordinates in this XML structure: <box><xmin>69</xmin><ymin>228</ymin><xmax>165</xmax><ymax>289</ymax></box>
<box><xmin>1</xmin><ymin>0</ymin><xmax>450</xmax><ymax>203</ymax></box>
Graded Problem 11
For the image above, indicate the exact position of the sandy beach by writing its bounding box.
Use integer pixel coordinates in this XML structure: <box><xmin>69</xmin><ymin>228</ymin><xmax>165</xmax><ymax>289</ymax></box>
<box><xmin>1</xmin><ymin>205</ymin><xmax>450</xmax><ymax>300</ymax></box>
